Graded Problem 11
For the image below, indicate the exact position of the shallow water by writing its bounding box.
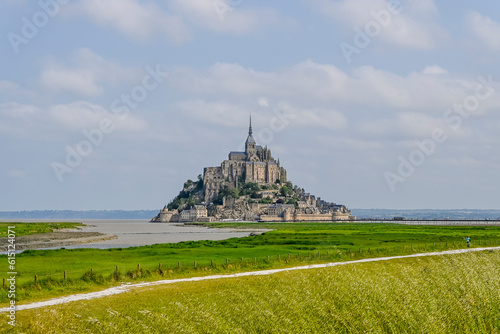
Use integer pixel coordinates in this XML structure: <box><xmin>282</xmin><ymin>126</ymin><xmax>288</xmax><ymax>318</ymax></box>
<box><xmin>0</xmin><ymin>219</ymin><xmax>257</xmax><ymax>250</ymax></box>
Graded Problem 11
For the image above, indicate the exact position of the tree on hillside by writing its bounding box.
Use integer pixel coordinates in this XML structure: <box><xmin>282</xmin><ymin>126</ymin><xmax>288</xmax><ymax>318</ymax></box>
<box><xmin>280</xmin><ymin>185</ymin><xmax>293</xmax><ymax>197</ymax></box>
<box><xmin>184</xmin><ymin>179</ymin><xmax>194</xmax><ymax>189</ymax></box>
<box><xmin>214</xmin><ymin>185</ymin><xmax>240</xmax><ymax>205</ymax></box>
<box><xmin>260</xmin><ymin>197</ymin><xmax>273</xmax><ymax>204</ymax></box>
<box><xmin>239</xmin><ymin>182</ymin><xmax>260</xmax><ymax>197</ymax></box>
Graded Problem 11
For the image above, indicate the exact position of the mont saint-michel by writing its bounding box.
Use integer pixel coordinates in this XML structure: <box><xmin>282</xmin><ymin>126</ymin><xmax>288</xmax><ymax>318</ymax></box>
<box><xmin>152</xmin><ymin>116</ymin><xmax>355</xmax><ymax>223</ymax></box>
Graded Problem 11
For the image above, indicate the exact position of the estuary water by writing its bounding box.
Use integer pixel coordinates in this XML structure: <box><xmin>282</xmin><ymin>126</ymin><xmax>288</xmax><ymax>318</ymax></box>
<box><xmin>0</xmin><ymin>219</ymin><xmax>261</xmax><ymax>250</ymax></box>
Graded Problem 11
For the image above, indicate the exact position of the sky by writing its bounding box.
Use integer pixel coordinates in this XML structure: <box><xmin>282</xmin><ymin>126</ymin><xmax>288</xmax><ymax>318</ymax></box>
<box><xmin>1</xmin><ymin>0</ymin><xmax>500</xmax><ymax>211</ymax></box>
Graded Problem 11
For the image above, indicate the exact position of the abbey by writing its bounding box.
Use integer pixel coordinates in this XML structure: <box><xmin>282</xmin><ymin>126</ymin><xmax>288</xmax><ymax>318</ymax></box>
<box><xmin>151</xmin><ymin>115</ymin><xmax>355</xmax><ymax>223</ymax></box>
<box><xmin>203</xmin><ymin>116</ymin><xmax>287</xmax><ymax>202</ymax></box>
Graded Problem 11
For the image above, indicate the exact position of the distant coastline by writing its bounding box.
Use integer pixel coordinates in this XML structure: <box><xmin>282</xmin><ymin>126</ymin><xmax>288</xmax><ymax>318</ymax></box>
<box><xmin>1</xmin><ymin>209</ymin><xmax>500</xmax><ymax>220</ymax></box>
<box><xmin>0</xmin><ymin>210</ymin><xmax>157</xmax><ymax>220</ymax></box>
<box><xmin>353</xmin><ymin>209</ymin><xmax>500</xmax><ymax>220</ymax></box>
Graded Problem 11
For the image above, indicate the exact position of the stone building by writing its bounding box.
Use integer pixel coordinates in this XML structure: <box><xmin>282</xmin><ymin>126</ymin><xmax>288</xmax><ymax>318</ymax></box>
<box><xmin>154</xmin><ymin>205</ymin><xmax>209</xmax><ymax>223</ymax></box>
<box><xmin>203</xmin><ymin>116</ymin><xmax>287</xmax><ymax>202</ymax></box>
<box><xmin>179</xmin><ymin>205</ymin><xmax>208</xmax><ymax>222</ymax></box>
<box><xmin>157</xmin><ymin>206</ymin><xmax>179</xmax><ymax>223</ymax></box>
<box><xmin>268</xmin><ymin>204</ymin><xmax>295</xmax><ymax>216</ymax></box>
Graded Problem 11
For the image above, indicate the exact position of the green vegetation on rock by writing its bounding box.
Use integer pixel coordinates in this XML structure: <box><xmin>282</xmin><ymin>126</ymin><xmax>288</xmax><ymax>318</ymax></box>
<box><xmin>167</xmin><ymin>175</ymin><xmax>204</xmax><ymax>210</ymax></box>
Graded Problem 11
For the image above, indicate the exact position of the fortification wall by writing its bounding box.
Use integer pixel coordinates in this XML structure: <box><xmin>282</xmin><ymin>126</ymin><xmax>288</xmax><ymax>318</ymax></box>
<box><xmin>332</xmin><ymin>213</ymin><xmax>354</xmax><ymax>221</ymax></box>
<box><xmin>293</xmin><ymin>213</ymin><xmax>332</xmax><ymax>221</ymax></box>
<box><xmin>260</xmin><ymin>215</ymin><xmax>283</xmax><ymax>222</ymax></box>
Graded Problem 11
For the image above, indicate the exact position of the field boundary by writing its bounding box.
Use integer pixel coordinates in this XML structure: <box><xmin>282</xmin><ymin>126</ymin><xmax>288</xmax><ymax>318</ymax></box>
<box><xmin>2</xmin><ymin>246</ymin><xmax>499</xmax><ymax>313</ymax></box>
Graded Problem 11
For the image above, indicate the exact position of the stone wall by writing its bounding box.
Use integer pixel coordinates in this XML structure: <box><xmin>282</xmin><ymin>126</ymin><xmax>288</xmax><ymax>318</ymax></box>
<box><xmin>260</xmin><ymin>215</ymin><xmax>284</xmax><ymax>222</ymax></box>
<box><xmin>292</xmin><ymin>213</ymin><xmax>333</xmax><ymax>222</ymax></box>
<box><xmin>257</xmin><ymin>212</ymin><xmax>355</xmax><ymax>222</ymax></box>
<box><xmin>332</xmin><ymin>213</ymin><xmax>356</xmax><ymax>221</ymax></box>
<box><xmin>203</xmin><ymin>166</ymin><xmax>224</xmax><ymax>202</ymax></box>
<box><xmin>197</xmin><ymin>217</ymin><xmax>214</xmax><ymax>222</ymax></box>
<box><xmin>291</xmin><ymin>213</ymin><xmax>353</xmax><ymax>222</ymax></box>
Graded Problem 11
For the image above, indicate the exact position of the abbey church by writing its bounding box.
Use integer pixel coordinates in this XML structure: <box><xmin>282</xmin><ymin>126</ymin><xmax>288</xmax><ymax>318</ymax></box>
<box><xmin>203</xmin><ymin>116</ymin><xmax>287</xmax><ymax>202</ymax></box>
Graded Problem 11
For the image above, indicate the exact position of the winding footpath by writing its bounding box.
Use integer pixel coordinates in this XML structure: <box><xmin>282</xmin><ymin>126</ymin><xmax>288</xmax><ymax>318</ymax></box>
<box><xmin>2</xmin><ymin>246</ymin><xmax>499</xmax><ymax>313</ymax></box>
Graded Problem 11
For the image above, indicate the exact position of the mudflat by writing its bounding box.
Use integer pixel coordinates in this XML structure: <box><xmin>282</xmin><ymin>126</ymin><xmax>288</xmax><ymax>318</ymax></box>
<box><xmin>0</xmin><ymin>230</ymin><xmax>117</xmax><ymax>251</ymax></box>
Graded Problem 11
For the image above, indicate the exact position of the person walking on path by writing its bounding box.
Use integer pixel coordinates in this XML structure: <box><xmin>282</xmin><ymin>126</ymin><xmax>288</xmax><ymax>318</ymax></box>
<box><xmin>466</xmin><ymin>236</ymin><xmax>471</xmax><ymax>248</ymax></box>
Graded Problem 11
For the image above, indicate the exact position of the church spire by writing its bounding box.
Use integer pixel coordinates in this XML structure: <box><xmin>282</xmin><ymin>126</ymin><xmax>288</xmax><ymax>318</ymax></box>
<box><xmin>245</xmin><ymin>112</ymin><xmax>256</xmax><ymax>152</ymax></box>
<box><xmin>249</xmin><ymin>113</ymin><xmax>253</xmax><ymax>136</ymax></box>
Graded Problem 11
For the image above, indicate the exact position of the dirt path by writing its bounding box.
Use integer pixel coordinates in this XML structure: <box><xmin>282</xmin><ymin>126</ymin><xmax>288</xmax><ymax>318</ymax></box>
<box><xmin>2</xmin><ymin>246</ymin><xmax>499</xmax><ymax>313</ymax></box>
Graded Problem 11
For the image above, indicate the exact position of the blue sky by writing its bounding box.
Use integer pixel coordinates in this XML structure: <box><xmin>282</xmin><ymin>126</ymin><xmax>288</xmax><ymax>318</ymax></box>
<box><xmin>1</xmin><ymin>0</ymin><xmax>500</xmax><ymax>210</ymax></box>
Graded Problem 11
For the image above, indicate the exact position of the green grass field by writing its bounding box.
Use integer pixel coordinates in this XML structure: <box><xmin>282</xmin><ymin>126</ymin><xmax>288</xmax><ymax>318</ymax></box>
<box><xmin>0</xmin><ymin>222</ymin><xmax>83</xmax><ymax>237</ymax></box>
<box><xmin>3</xmin><ymin>250</ymin><xmax>499</xmax><ymax>333</ymax></box>
<box><xmin>2</xmin><ymin>222</ymin><xmax>500</xmax><ymax>305</ymax></box>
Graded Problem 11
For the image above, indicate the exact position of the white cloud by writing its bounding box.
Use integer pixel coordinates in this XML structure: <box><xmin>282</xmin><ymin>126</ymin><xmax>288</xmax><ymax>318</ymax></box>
<box><xmin>0</xmin><ymin>103</ymin><xmax>44</xmax><ymax>140</ymax></box>
<box><xmin>272</xmin><ymin>103</ymin><xmax>348</xmax><ymax>130</ymax></box>
<box><xmin>467</xmin><ymin>11</ymin><xmax>500</xmax><ymax>51</ymax></box>
<box><xmin>41</xmin><ymin>69</ymin><xmax>103</xmax><ymax>96</ymax></box>
<box><xmin>0</xmin><ymin>80</ymin><xmax>36</xmax><ymax>99</ymax></box>
<box><xmin>167</xmin><ymin>61</ymin><xmax>500</xmax><ymax>115</ymax></box>
<box><xmin>301</xmin><ymin>108</ymin><xmax>348</xmax><ymax>130</ymax></box>
<box><xmin>158</xmin><ymin>60</ymin><xmax>500</xmax><ymax>149</ymax></box>
<box><xmin>0</xmin><ymin>101</ymin><xmax>147</xmax><ymax>141</ymax></box>
<box><xmin>49</xmin><ymin>101</ymin><xmax>147</xmax><ymax>132</ymax></box>
<box><xmin>39</xmin><ymin>48</ymin><xmax>140</xmax><ymax>97</ymax></box>
<box><xmin>175</xmin><ymin>100</ymin><xmax>251</xmax><ymax>127</ymax></box>
<box><xmin>422</xmin><ymin>65</ymin><xmax>448</xmax><ymax>75</ymax></box>
<box><xmin>175</xmin><ymin>99</ymin><xmax>347</xmax><ymax>131</ymax></box>
<box><xmin>169</xmin><ymin>0</ymin><xmax>289</xmax><ymax>34</ymax></box>
<box><xmin>0</xmin><ymin>81</ymin><xmax>19</xmax><ymax>92</ymax></box>
<box><xmin>68</xmin><ymin>0</ymin><xmax>189</xmax><ymax>42</ymax></box>
<box><xmin>435</xmin><ymin>157</ymin><xmax>481</xmax><ymax>168</ymax></box>
<box><xmin>338</xmin><ymin>138</ymin><xmax>382</xmax><ymax>150</ymax></box>
<box><xmin>349</xmin><ymin>65</ymin><xmax>468</xmax><ymax>110</ymax></box>
<box><xmin>64</xmin><ymin>0</ymin><xmax>291</xmax><ymax>42</ymax></box>
<box><xmin>312</xmin><ymin>0</ymin><xmax>446</xmax><ymax>49</ymax></box>
<box><xmin>406</xmin><ymin>0</ymin><xmax>438</xmax><ymax>15</ymax></box>
<box><xmin>359</xmin><ymin>112</ymin><xmax>472</xmax><ymax>140</ymax></box>
<box><xmin>317</xmin><ymin>135</ymin><xmax>382</xmax><ymax>150</ymax></box>
<box><xmin>258</xmin><ymin>98</ymin><xmax>270</xmax><ymax>108</ymax></box>
<box><xmin>1</xmin><ymin>102</ymin><xmax>38</xmax><ymax>121</ymax></box>
<box><xmin>168</xmin><ymin>60</ymin><xmax>350</xmax><ymax>101</ymax></box>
